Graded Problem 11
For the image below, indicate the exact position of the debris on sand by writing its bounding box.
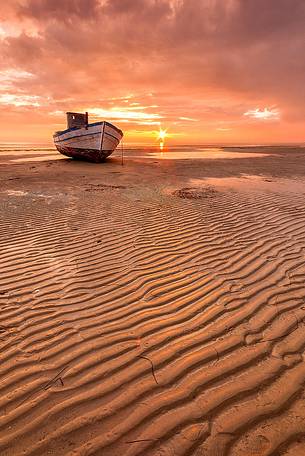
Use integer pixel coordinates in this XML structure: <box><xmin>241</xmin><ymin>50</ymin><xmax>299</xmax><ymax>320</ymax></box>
<box><xmin>173</xmin><ymin>186</ymin><xmax>218</xmax><ymax>199</ymax></box>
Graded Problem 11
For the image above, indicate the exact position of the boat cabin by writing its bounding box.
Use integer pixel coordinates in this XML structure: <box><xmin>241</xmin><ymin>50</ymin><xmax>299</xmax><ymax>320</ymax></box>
<box><xmin>66</xmin><ymin>112</ymin><xmax>88</xmax><ymax>129</ymax></box>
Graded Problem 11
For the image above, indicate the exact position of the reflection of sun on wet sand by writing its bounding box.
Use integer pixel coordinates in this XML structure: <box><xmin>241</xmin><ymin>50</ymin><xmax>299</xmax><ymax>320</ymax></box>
<box><xmin>157</xmin><ymin>127</ymin><xmax>168</xmax><ymax>153</ymax></box>
<box><xmin>1</xmin><ymin>146</ymin><xmax>305</xmax><ymax>455</ymax></box>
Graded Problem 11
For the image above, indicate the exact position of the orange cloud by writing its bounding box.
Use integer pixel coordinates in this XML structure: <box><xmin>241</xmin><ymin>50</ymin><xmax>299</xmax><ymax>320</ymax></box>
<box><xmin>0</xmin><ymin>0</ymin><xmax>305</xmax><ymax>144</ymax></box>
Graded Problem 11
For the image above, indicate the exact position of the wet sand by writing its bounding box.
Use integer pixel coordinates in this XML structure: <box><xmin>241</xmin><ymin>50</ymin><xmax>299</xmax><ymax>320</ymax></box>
<box><xmin>1</xmin><ymin>146</ymin><xmax>305</xmax><ymax>456</ymax></box>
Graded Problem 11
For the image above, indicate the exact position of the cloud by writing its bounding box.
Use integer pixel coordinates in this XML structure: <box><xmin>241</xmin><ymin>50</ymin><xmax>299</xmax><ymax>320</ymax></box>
<box><xmin>244</xmin><ymin>108</ymin><xmax>281</xmax><ymax>121</ymax></box>
<box><xmin>18</xmin><ymin>0</ymin><xmax>101</xmax><ymax>21</ymax></box>
<box><xmin>0</xmin><ymin>0</ymin><xmax>305</xmax><ymax>142</ymax></box>
<box><xmin>0</xmin><ymin>93</ymin><xmax>40</xmax><ymax>107</ymax></box>
<box><xmin>179</xmin><ymin>117</ymin><xmax>199</xmax><ymax>122</ymax></box>
<box><xmin>89</xmin><ymin>106</ymin><xmax>163</xmax><ymax>123</ymax></box>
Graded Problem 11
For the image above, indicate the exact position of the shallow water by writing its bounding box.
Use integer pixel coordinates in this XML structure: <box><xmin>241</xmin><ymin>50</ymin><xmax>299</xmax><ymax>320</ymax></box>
<box><xmin>125</xmin><ymin>149</ymin><xmax>270</xmax><ymax>160</ymax></box>
<box><xmin>188</xmin><ymin>175</ymin><xmax>305</xmax><ymax>193</ymax></box>
<box><xmin>0</xmin><ymin>143</ymin><xmax>272</xmax><ymax>163</ymax></box>
<box><xmin>11</xmin><ymin>155</ymin><xmax>63</xmax><ymax>162</ymax></box>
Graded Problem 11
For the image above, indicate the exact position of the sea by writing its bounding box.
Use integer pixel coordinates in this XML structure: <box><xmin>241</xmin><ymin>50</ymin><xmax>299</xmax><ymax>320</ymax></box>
<box><xmin>0</xmin><ymin>142</ymin><xmax>303</xmax><ymax>164</ymax></box>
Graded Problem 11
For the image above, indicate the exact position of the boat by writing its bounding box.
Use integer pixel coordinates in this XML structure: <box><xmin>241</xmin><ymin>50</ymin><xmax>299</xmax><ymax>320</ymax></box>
<box><xmin>53</xmin><ymin>112</ymin><xmax>123</xmax><ymax>163</ymax></box>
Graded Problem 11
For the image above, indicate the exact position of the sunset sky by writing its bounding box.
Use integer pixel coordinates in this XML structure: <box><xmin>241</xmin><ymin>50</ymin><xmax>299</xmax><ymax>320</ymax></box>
<box><xmin>0</xmin><ymin>0</ymin><xmax>305</xmax><ymax>145</ymax></box>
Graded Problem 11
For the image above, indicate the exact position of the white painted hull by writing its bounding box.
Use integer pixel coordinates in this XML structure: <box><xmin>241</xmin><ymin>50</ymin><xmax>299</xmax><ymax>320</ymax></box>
<box><xmin>53</xmin><ymin>122</ymin><xmax>123</xmax><ymax>163</ymax></box>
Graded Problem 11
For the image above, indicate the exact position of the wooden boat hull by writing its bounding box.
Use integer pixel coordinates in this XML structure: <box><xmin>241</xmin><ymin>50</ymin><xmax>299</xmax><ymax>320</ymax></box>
<box><xmin>55</xmin><ymin>146</ymin><xmax>113</xmax><ymax>163</ymax></box>
<box><xmin>53</xmin><ymin>121</ymin><xmax>123</xmax><ymax>163</ymax></box>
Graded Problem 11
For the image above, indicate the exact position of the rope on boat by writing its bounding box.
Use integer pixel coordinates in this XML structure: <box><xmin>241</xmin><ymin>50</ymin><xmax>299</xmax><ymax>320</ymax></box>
<box><xmin>121</xmin><ymin>138</ymin><xmax>124</xmax><ymax>166</ymax></box>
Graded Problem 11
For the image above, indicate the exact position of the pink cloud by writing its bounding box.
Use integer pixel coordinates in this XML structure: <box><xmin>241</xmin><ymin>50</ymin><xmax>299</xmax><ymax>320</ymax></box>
<box><xmin>0</xmin><ymin>1</ymin><xmax>305</xmax><ymax>142</ymax></box>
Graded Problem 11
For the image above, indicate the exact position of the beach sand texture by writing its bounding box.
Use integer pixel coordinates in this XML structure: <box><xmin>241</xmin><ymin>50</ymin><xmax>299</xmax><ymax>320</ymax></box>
<box><xmin>1</xmin><ymin>146</ymin><xmax>305</xmax><ymax>455</ymax></box>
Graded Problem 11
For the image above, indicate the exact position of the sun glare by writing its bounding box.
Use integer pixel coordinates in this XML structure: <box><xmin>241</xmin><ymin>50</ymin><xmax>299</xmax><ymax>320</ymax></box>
<box><xmin>157</xmin><ymin>128</ymin><xmax>168</xmax><ymax>141</ymax></box>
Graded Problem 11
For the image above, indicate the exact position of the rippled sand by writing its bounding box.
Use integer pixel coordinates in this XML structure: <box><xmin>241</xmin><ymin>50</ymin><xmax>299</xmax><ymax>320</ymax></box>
<box><xmin>1</xmin><ymin>146</ymin><xmax>305</xmax><ymax>456</ymax></box>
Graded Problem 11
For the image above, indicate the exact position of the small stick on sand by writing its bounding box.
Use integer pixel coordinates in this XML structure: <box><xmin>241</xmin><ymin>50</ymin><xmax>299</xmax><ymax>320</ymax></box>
<box><xmin>137</xmin><ymin>355</ymin><xmax>159</xmax><ymax>385</ymax></box>
<box><xmin>125</xmin><ymin>439</ymin><xmax>159</xmax><ymax>444</ymax></box>
<box><xmin>44</xmin><ymin>366</ymin><xmax>69</xmax><ymax>390</ymax></box>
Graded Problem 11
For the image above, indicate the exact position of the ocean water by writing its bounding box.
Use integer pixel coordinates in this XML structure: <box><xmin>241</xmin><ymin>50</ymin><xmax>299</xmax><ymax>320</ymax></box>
<box><xmin>0</xmin><ymin>143</ymin><xmax>58</xmax><ymax>163</ymax></box>
<box><xmin>0</xmin><ymin>142</ymin><xmax>302</xmax><ymax>164</ymax></box>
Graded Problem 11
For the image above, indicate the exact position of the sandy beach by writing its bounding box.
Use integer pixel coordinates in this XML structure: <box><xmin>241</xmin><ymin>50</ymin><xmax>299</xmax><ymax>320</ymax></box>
<box><xmin>1</xmin><ymin>145</ymin><xmax>305</xmax><ymax>456</ymax></box>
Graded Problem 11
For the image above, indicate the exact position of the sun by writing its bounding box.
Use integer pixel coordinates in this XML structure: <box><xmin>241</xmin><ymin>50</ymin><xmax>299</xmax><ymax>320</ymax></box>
<box><xmin>157</xmin><ymin>128</ymin><xmax>168</xmax><ymax>141</ymax></box>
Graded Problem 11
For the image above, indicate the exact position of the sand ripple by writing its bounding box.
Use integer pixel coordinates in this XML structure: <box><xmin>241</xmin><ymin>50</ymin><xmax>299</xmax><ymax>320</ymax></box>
<box><xmin>1</xmin><ymin>176</ymin><xmax>305</xmax><ymax>456</ymax></box>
